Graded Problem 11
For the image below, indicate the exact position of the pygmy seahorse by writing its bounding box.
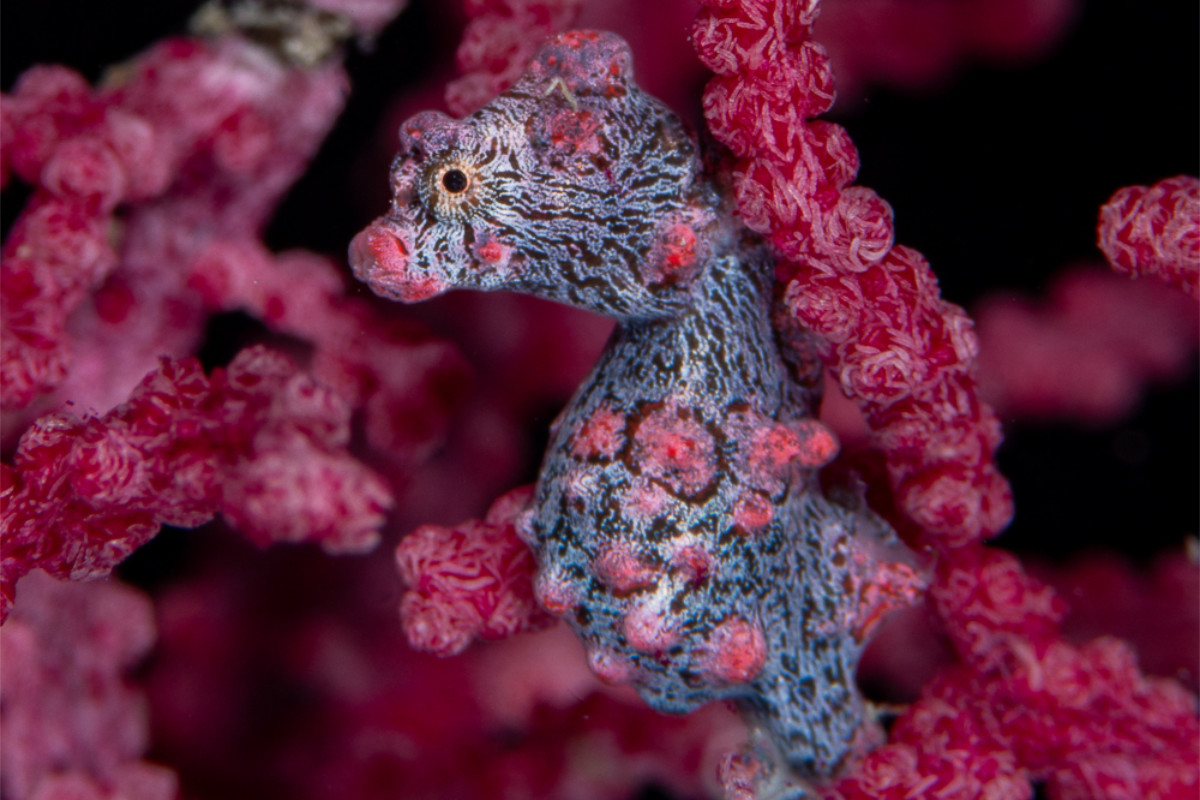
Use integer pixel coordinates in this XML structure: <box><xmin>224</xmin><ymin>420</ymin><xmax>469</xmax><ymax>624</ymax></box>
<box><xmin>351</xmin><ymin>30</ymin><xmax>902</xmax><ymax>783</ymax></box>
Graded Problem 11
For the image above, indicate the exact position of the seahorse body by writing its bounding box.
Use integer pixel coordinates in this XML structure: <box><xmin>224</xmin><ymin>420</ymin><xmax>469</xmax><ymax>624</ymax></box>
<box><xmin>351</xmin><ymin>30</ymin><xmax>882</xmax><ymax>778</ymax></box>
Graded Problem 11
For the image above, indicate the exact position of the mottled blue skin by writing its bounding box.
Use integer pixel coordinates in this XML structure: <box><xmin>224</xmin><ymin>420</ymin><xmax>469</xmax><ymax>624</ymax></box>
<box><xmin>352</xmin><ymin>31</ymin><xmax>879</xmax><ymax>780</ymax></box>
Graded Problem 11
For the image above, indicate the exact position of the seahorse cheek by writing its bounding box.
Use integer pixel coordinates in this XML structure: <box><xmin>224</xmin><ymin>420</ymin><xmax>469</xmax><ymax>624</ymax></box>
<box><xmin>349</xmin><ymin>222</ymin><xmax>447</xmax><ymax>303</ymax></box>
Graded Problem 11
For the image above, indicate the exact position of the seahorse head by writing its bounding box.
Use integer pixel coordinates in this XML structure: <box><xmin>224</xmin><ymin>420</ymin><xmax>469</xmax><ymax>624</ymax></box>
<box><xmin>350</xmin><ymin>31</ymin><xmax>719</xmax><ymax>320</ymax></box>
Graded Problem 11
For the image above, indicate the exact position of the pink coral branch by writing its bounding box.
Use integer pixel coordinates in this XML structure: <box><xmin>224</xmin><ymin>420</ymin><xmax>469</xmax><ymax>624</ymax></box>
<box><xmin>1</xmin><ymin>6</ymin><xmax>456</xmax><ymax>454</ymax></box>
<box><xmin>815</xmin><ymin>0</ymin><xmax>1078</xmax><ymax>104</ymax></box>
<box><xmin>446</xmin><ymin>0</ymin><xmax>583</xmax><ymax>116</ymax></box>
<box><xmin>974</xmin><ymin>267</ymin><xmax>1199</xmax><ymax>422</ymax></box>
<box><xmin>0</xmin><ymin>62</ymin><xmax>164</xmax><ymax>407</ymax></box>
<box><xmin>0</xmin><ymin>32</ymin><xmax>347</xmax><ymax>410</ymax></box>
<box><xmin>690</xmin><ymin>2</ymin><xmax>1197</xmax><ymax>796</ymax></box>
<box><xmin>188</xmin><ymin>239</ymin><xmax>471</xmax><ymax>461</ymax></box>
<box><xmin>826</xmin><ymin>547</ymin><xmax>1199</xmax><ymax>799</ymax></box>
<box><xmin>0</xmin><ymin>2</ymin><xmax>468</xmax><ymax>628</ymax></box>
<box><xmin>0</xmin><ymin>572</ymin><xmax>177</xmax><ymax>800</ymax></box>
<box><xmin>695</xmin><ymin>0</ymin><xmax>1011</xmax><ymax>551</ymax></box>
<box><xmin>1</xmin><ymin>345</ymin><xmax>392</xmax><ymax>622</ymax></box>
<box><xmin>396</xmin><ymin>485</ymin><xmax>553</xmax><ymax>656</ymax></box>
<box><xmin>1098</xmin><ymin>175</ymin><xmax>1200</xmax><ymax>300</ymax></box>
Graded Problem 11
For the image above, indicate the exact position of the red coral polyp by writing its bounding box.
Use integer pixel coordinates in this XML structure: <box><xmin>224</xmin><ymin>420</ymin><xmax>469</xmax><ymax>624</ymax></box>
<box><xmin>0</xmin><ymin>346</ymin><xmax>393</xmax><ymax>621</ymax></box>
<box><xmin>1098</xmin><ymin>175</ymin><xmax>1200</xmax><ymax>298</ymax></box>
<box><xmin>395</xmin><ymin>488</ymin><xmax>554</xmax><ymax>657</ymax></box>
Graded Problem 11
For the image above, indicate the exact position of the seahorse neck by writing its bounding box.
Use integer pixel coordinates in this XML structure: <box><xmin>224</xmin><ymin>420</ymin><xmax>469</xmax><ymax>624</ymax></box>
<box><xmin>602</xmin><ymin>241</ymin><xmax>788</xmax><ymax>415</ymax></box>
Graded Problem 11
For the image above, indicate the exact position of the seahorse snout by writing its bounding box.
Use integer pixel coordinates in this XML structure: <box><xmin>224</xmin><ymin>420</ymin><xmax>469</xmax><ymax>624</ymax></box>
<box><xmin>348</xmin><ymin>221</ymin><xmax>446</xmax><ymax>303</ymax></box>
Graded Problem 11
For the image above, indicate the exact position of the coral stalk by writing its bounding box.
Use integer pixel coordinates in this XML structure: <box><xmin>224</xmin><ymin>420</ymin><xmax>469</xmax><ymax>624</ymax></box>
<box><xmin>396</xmin><ymin>485</ymin><xmax>554</xmax><ymax>656</ymax></box>
<box><xmin>1</xmin><ymin>346</ymin><xmax>391</xmax><ymax>621</ymax></box>
<box><xmin>1098</xmin><ymin>175</ymin><xmax>1200</xmax><ymax>299</ymax></box>
<box><xmin>695</xmin><ymin>0</ymin><xmax>1012</xmax><ymax>552</ymax></box>
<box><xmin>0</xmin><ymin>572</ymin><xmax>176</xmax><ymax>800</ymax></box>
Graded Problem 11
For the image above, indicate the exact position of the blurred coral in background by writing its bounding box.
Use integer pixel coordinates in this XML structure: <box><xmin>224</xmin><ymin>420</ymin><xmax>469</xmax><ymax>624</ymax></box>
<box><xmin>1</xmin><ymin>1</ymin><xmax>1196</xmax><ymax>799</ymax></box>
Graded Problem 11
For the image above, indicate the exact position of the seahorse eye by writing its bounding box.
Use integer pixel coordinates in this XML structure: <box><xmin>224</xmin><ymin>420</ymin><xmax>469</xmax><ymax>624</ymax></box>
<box><xmin>423</xmin><ymin>157</ymin><xmax>482</xmax><ymax>220</ymax></box>
<box><xmin>442</xmin><ymin>169</ymin><xmax>469</xmax><ymax>193</ymax></box>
